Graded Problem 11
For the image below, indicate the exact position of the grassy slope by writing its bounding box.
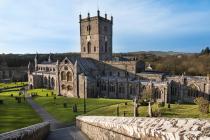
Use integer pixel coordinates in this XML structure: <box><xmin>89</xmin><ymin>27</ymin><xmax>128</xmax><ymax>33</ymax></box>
<box><xmin>30</xmin><ymin>88</ymin><xmax>210</xmax><ymax>124</ymax></box>
<box><xmin>34</xmin><ymin>96</ymin><xmax>130</xmax><ymax>124</ymax></box>
<box><xmin>0</xmin><ymin>96</ymin><xmax>42</xmax><ymax>133</ymax></box>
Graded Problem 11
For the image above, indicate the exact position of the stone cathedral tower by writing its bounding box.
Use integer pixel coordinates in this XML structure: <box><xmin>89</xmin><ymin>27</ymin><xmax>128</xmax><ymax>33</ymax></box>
<box><xmin>80</xmin><ymin>10</ymin><xmax>113</xmax><ymax>61</ymax></box>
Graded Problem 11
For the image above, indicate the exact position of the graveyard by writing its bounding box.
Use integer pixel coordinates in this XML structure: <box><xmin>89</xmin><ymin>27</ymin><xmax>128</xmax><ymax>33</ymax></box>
<box><xmin>0</xmin><ymin>82</ymin><xmax>210</xmax><ymax>134</ymax></box>
<box><xmin>0</xmin><ymin>94</ymin><xmax>41</xmax><ymax>133</ymax></box>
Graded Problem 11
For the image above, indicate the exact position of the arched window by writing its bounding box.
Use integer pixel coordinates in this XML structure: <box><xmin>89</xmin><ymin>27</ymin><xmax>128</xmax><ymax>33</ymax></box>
<box><xmin>44</xmin><ymin>77</ymin><xmax>48</xmax><ymax>86</ymax></box>
<box><xmin>101</xmin><ymin>82</ymin><xmax>107</xmax><ymax>91</ymax></box>
<box><xmin>155</xmin><ymin>88</ymin><xmax>161</xmax><ymax>99</ymax></box>
<box><xmin>87</xmin><ymin>42</ymin><xmax>91</xmax><ymax>53</ymax></box>
<box><xmin>61</xmin><ymin>71</ymin><xmax>66</xmax><ymax>81</ymax></box>
<box><xmin>51</xmin><ymin>77</ymin><xmax>55</xmax><ymax>89</ymax></box>
<box><xmin>87</xmin><ymin>25</ymin><xmax>91</xmax><ymax>31</ymax></box>
<box><xmin>67</xmin><ymin>72</ymin><xmax>72</xmax><ymax>81</ymax></box>
<box><xmin>188</xmin><ymin>84</ymin><xmax>199</xmax><ymax>97</ymax></box>
<box><xmin>119</xmin><ymin>84</ymin><xmax>125</xmax><ymax>94</ymax></box>
<box><xmin>109</xmin><ymin>84</ymin><xmax>115</xmax><ymax>92</ymax></box>
<box><xmin>94</xmin><ymin>46</ymin><xmax>96</xmax><ymax>52</ymax></box>
<box><xmin>105</xmin><ymin>42</ymin><xmax>108</xmax><ymax>52</ymax></box>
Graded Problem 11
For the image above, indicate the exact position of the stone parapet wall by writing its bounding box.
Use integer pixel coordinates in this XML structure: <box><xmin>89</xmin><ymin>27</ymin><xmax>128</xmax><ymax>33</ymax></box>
<box><xmin>0</xmin><ymin>122</ymin><xmax>50</xmax><ymax>140</ymax></box>
<box><xmin>76</xmin><ymin>116</ymin><xmax>210</xmax><ymax>140</ymax></box>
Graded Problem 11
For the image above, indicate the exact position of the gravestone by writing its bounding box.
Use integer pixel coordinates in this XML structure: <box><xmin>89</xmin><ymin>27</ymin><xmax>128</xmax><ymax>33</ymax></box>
<box><xmin>116</xmin><ymin>105</ymin><xmax>119</xmax><ymax>116</ymax></box>
<box><xmin>63</xmin><ymin>103</ymin><xmax>67</xmax><ymax>108</ymax></box>
<box><xmin>148</xmin><ymin>102</ymin><xmax>152</xmax><ymax>117</ymax></box>
<box><xmin>0</xmin><ymin>100</ymin><xmax>4</xmax><ymax>104</ymax></box>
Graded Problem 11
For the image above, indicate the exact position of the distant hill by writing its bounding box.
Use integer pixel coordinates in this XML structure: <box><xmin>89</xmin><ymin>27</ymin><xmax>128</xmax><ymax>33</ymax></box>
<box><xmin>126</xmin><ymin>51</ymin><xmax>196</xmax><ymax>56</ymax></box>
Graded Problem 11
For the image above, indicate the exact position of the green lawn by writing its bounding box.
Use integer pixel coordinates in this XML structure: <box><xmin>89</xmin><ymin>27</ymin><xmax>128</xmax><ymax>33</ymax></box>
<box><xmin>34</xmin><ymin>96</ymin><xmax>129</xmax><ymax>124</ymax></box>
<box><xmin>28</xmin><ymin>88</ymin><xmax>56</xmax><ymax>97</ymax></box>
<box><xmin>87</xmin><ymin>102</ymin><xmax>210</xmax><ymax>118</ymax></box>
<box><xmin>31</xmin><ymin>88</ymin><xmax>210</xmax><ymax>125</ymax></box>
<box><xmin>0</xmin><ymin>82</ymin><xmax>27</xmax><ymax>89</ymax></box>
<box><xmin>1</xmin><ymin>86</ymin><xmax>207</xmax><ymax>133</ymax></box>
<box><xmin>0</xmin><ymin>96</ymin><xmax>42</xmax><ymax>133</ymax></box>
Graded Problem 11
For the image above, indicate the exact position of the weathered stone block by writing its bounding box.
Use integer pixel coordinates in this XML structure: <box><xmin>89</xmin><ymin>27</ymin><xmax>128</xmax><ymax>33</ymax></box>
<box><xmin>76</xmin><ymin>116</ymin><xmax>210</xmax><ymax>140</ymax></box>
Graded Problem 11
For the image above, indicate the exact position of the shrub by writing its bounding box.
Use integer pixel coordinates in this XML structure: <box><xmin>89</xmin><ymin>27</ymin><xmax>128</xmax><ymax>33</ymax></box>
<box><xmin>139</xmin><ymin>99</ymin><xmax>149</xmax><ymax>106</ymax></box>
<box><xmin>194</xmin><ymin>97</ymin><xmax>209</xmax><ymax>114</ymax></box>
<box><xmin>158</xmin><ymin>102</ymin><xmax>165</xmax><ymax>107</ymax></box>
<box><xmin>152</xmin><ymin>103</ymin><xmax>162</xmax><ymax>117</ymax></box>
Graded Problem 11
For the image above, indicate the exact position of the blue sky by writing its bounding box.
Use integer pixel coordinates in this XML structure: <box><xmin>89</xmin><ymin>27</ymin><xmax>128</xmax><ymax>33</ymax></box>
<box><xmin>0</xmin><ymin>0</ymin><xmax>210</xmax><ymax>54</ymax></box>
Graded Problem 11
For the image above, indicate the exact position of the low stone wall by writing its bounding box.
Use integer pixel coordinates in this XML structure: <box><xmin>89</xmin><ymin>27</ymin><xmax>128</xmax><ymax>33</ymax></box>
<box><xmin>76</xmin><ymin>116</ymin><xmax>210</xmax><ymax>140</ymax></box>
<box><xmin>0</xmin><ymin>122</ymin><xmax>50</xmax><ymax>140</ymax></box>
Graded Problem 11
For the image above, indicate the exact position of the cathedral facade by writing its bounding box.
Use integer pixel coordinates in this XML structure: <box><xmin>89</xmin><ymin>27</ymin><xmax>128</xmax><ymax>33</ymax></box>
<box><xmin>28</xmin><ymin>11</ymin><xmax>210</xmax><ymax>103</ymax></box>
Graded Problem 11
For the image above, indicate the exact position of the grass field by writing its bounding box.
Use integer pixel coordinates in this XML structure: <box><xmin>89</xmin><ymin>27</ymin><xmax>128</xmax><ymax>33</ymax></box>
<box><xmin>0</xmin><ymin>82</ymin><xmax>27</xmax><ymax>89</ymax></box>
<box><xmin>1</xmin><ymin>84</ymin><xmax>210</xmax><ymax>133</ymax></box>
<box><xmin>87</xmin><ymin>102</ymin><xmax>210</xmax><ymax>118</ymax></box>
<box><xmin>34</xmin><ymin>96</ymin><xmax>129</xmax><ymax>124</ymax></box>
<box><xmin>0</xmin><ymin>96</ymin><xmax>42</xmax><ymax>133</ymax></box>
<box><xmin>33</xmin><ymin>88</ymin><xmax>210</xmax><ymax>125</ymax></box>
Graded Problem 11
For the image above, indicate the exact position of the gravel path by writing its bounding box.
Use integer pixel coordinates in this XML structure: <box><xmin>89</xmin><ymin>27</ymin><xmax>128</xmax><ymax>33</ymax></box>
<box><xmin>26</xmin><ymin>97</ymin><xmax>88</xmax><ymax>140</ymax></box>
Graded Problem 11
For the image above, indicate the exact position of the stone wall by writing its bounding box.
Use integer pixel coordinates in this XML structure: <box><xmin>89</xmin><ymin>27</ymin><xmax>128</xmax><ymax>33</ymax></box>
<box><xmin>0</xmin><ymin>122</ymin><xmax>50</xmax><ymax>140</ymax></box>
<box><xmin>76</xmin><ymin>116</ymin><xmax>210</xmax><ymax>140</ymax></box>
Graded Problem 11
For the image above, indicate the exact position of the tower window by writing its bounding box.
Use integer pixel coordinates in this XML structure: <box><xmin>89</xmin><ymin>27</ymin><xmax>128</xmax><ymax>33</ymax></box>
<box><xmin>87</xmin><ymin>42</ymin><xmax>91</xmax><ymax>53</ymax></box>
<box><xmin>87</xmin><ymin>25</ymin><xmax>91</xmax><ymax>31</ymax></box>
<box><xmin>94</xmin><ymin>46</ymin><xmax>96</xmax><ymax>52</ymax></box>
<box><xmin>105</xmin><ymin>42</ymin><xmax>108</xmax><ymax>52</ymax></box>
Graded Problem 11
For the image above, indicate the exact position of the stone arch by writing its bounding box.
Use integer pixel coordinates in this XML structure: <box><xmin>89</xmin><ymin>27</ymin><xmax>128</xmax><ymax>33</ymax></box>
<box><xmin>170</xmin><ymin>80</ymin><xmax>180</xmax><ymax>97</ymax></box>
<box><xmin>187</xmin><ymin>83</ymin><xmax>200</xmax><ymax>97</ymax></box>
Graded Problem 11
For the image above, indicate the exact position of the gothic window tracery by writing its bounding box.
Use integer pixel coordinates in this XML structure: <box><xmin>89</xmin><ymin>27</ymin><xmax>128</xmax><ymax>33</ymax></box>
<box><xmin>61</xmin><ymin>71</ymin><xmax>66</xmax><ymax>81</ymax></box>
<box><xmin>188</xmin><ymin>84</ymin><xmax>199</xmax><ymax>97</ymax></box>
<box><xmin>67</xmin><ymin>72</ymin><xmax>72</xmax><ymax>81</ymax></box>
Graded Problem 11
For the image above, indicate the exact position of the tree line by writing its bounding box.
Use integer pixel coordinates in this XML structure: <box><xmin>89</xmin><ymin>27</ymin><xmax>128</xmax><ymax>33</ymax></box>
<box><xmin>0</xmin><ymin>47</ymin><xmax>210</xmax><ymax>76</ymax></box>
